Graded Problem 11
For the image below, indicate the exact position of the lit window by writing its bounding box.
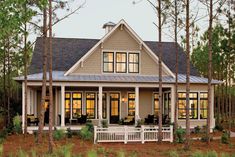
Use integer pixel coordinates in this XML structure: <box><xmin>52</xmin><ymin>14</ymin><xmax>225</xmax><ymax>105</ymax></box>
<box><xmin>200</xmin><ymin>93</ymin><xmax>208</xmax><ymax>119</ymax></box>
<box><xmin>86</xmin><ymin>93</ymin><xmax>95</xmax><ymax>119</ymax></box>
<box><xmin>128</xmin><ymin>93</ymin><xmax>135</xmax><ymax>116</ymax></box>
<box><xmin>154</xmin><ymin>93</ymin><xmax>159</xmax><ymax>116</ymax></box>
<box><xmin>103</xmin><ymin>52</ymin><xmax>114</xmax><ymax>72</ymax></box>
<box><xmin>178</xmin><ymin>92</ymin><xmax>198</xmax><ymax>119</ymax></box>
<box><xmin>116</xmin><ymin>52</ymin><xmax>127</xmax><ymax>73</ymax></box>
<box><xmin>129</xmin><ymin>53</ymin><xmax>139</xmax><ymax>73</ymax></box>
<box><xmin>72</xmin><ymin>93</ymin><xmax>82</xmax><ymax>118</ymax></box>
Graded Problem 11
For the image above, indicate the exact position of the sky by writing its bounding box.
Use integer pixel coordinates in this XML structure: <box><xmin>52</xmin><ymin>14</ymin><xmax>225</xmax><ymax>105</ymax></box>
<box><xmin>51</xmin><ymin>0</ymin><xmax>173</xmax><ymax>42</ymax></box>
<box><xmin>33</xmin><ymin>0</ymin><xmax>215</xmax><ymax>43</ymax></box>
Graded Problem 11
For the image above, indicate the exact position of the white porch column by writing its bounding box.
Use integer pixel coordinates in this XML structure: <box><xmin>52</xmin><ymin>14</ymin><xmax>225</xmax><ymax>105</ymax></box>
<box><xmin>61</xmin><ymin>86</ymin><xmax>65</xmax><ymax>127</ymax></box>
<box><xmin>22</xmin><ymin>82</ymin><xmax>25</xmax><ymax>133</ymax></box>
<box><xmin>98</xmin><ymin>86</ymin><xmax>103</xmax><ymax>121</ymax></box>
<box><xmin>135</xmin><ymin>87</ymin><xmax>139</xmax><ymax>125</ymax></box>
<box><xmin>171</xmin><ymin>86</ymin><xmax>175</xmax><ymax>123</ymax></box>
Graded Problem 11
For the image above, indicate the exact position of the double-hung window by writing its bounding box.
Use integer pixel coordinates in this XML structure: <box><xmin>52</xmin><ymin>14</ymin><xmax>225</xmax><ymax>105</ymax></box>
<box><xmin>116</xmin><ymin>52</ymin><xmax>127</xmax><ymax>73</ymax></box>
<box><xmin>129</xmin><ymin>53</ymin><xmax>139</xmax><ymax>73</ymax></box>
<box><xmin>154</xmin><ymin>93</ymin><xmax>159</xmax><ymax>116</ymax></box>
<box><xmin>103</xmin><ymin>52</ymin><xmax>114</xmax><ymax>72</ymax></box>
<box><xmin>200</xmin><ymin>93</ymin><xmax>208</xmax><ymax>119</ymax></box>
<box><xmin>128</xmin><ymin>93</ymin><xmax>135</xmax><ymax>116</ymax></box>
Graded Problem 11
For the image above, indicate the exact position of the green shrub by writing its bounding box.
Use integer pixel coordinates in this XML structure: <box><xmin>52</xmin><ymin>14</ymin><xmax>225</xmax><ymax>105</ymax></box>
<box><xmin>66</xmin><ymin>128</ymin><xmax>72</xmax><ymax>138</ymax></box>
<box><xmin>0</xmin><ymin>128</ymin><xmax>8</xmax><ymax>141</ymax></box>
<box><xmin>136</xmin><ymin>119</ymin><xmax>144</xmax><ymax>127</ymax></box>
<box><xmin>214</xmin><ymin>123</ymin><xmax>223</xmax><ymax>131</ymax></box>
<box><xmin>194</xmin><ymin>126</ymin><xmax>201</xmax><ymax>134</ymax></box>
<box><xmin>13</xmin><ymin>114</ymin><xmax>21</xmax><ymax>134</ymax></box>
<box><xmin>221</xmin><ymin>153</ymin><xmax>230</xmax><ymax>157</ymax></box>
<box><xmin>118</xmin><ymin>118</ymin><xmax>124</xmax><ymax>125</ymax></box>
<box><xmin>191</xmin><ymin>151</ymin><xmax>204</xmax><ymax>157</ymax></box>
<box><xmin>168</xmin><ymin>151</ymin><xmax>179</xmax><ymax>157</ymax></box>
<box><xmin>117</xmin><ymin>150</ymin><xmax>125</xmax><ymax>157</ymax></box>
<box><xmin>0</xmin><ymin>144</ymin><xmax>3</xmax><ymax>157</ymax></box>
<box><xmin>80</xmin><ymin>126</ymin><xmax>93</xmax><ymax>140</ymax></box>
<box><xmin>175</xmin><ymin>127</ymin><xmax>185</xmax><ymax>143</ymax></box>
<box><xmin>206</xmin><ymin>151</ymin><xmax>218</xmax><ymax>157</ymax></box>
<box><xmin>87</xmin><ymin>150</ymin><xmax>97</xmax><ymax>157</ymax></box>
<box><xmin>101</xmin><ymin>120</ymin><xmax>108</xmax><ymax>128</ymax></box>
<box><xmin>53</xmin><ymin>128</ymin><xmax>65</xmax><ymax>140</ymax></box>
<box><xmin>55</xmin><ymin>144</ymin><xmax>73</xmax><ymax>157</ymax></box>
<box><xmin>86</xmin><ymin>122</ymin><xmax>94</xmax><ymax>132</ymax></box>
<box><xmin>221</xmin><ymin>131</ymin><xmax>230</xmax><ymax>144</ymax></box>
<box><xmin>18</xmin><ymin>149</ymin><xmax>28</xmax><ymax>157</ymax></box>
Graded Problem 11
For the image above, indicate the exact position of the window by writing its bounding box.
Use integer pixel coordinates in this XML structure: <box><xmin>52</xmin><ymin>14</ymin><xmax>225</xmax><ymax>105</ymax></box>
<box><xmin>103</xmin><ymin>52</ymin><xmax>114</xmax><ymax>72</ymax></box>
<box><xmin>129</xmin><ymin>53</ymin><xmax>139</xmax><ymax>73</ymax></box>
<box><xmin>178</xmin><ymin>92</ymin><xmax>198</xmax><ymax>119</ymax></box>
<box><xmin>86</xmin><ymin>93</ymin><xmax>95</xmax><ymax>119</ymax></box>
<box><xmin>72</xmin><ymin>93</ymin><xmax>82</xmax><ymax>118</ymax></box>
<box><xmin>154</xmin><ymin>93</ymin><xmax>159</xmax><ymax>116</ymax></box>
<box><xmin>65</xmin><ymin>93</ymin><xmax>71</xmax><ymax>118</ymax></box>
<box><xmin>116</xmin><ymin>52</ymin><xmax>127</xmax><ymax>73</ymax></box>
<box><xmin>97</xmin><ymin>93</ymin><xmax>107</xmax><ymax>119</ymax></box>
<box><xmin>200</xmin><ymin>93</ymin><xmax>208</xmax><ymax>119</ymax></box>
<box><xmin>128</xmin><ymin>93</ymin><xmax>135</xmax><ymax>116</ymax></box>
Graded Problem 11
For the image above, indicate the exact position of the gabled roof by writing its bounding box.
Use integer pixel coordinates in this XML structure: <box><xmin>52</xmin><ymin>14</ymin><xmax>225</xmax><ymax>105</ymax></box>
<box><xmin>64</xmin><ymin>19</ymin><xmax>175</xmax><ymax>77</ymax></box>
<box><xmin>29</xmin><ymin>37</ymin><xmax>200</xmax><ymax>76</ymax></box>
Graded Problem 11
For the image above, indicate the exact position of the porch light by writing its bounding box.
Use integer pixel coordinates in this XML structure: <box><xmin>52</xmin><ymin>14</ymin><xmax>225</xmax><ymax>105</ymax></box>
<box><xmin>122</xmin><ymin>96</ymin><xmax>127</xmax><ymax>103</ymax></box>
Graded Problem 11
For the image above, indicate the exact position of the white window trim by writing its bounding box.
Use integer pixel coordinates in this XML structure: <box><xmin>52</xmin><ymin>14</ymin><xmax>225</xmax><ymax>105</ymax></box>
<box><xmin>101</xmin><ymin>50</ymin><xmax>141</xmax><ymax>75</ymax></box>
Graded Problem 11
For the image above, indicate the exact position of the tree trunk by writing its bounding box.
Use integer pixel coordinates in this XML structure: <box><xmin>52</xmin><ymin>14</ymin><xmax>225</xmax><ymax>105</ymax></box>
<box><xmin>38</xmin><ymin>7</ymin><xmax>48</xmax><ymax>143</ymax></box>
<box><xmin>48</xmin><ymin>0</ymin><xmax>54</xmax><ymax>153</ymax></box>
<box><xmin>185</xmin><ymin>0</ymin><xmax>190</xmax><ymax>150</ymax></box>
<box><xmin>157</xmin><ymin>0</ymin><xmax>163</xmax><ymax>143</ymax></box>
<box><xmin>173</xmin><ymin>0</ymin><xmax>179</xmax><ymax>142</ymax></box>
<box><xmin>3</xmin><ymin>44</ymin><xmax>6</xmax><ymax>128</ymax></box>
<box><xmin>7</xmin><ymin>38</ymin><xmax>11</xmax><ymax>127</ymax></box>
<box><xmin>24</xmin><ymin>10</ymin><xmax>28</xmax><ymax>135</ymax></box>
<box><xmin>207</xmin><ymin>0</ymin><xmax>213</xmax><ymax>144</ymax></box>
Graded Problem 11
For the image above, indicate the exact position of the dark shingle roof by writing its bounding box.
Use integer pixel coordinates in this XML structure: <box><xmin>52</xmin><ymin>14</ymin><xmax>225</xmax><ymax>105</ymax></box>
<box><xmin>29</xmin><ymin>37</ymin><xmax>200</xmax><ymax>76</ymax></box>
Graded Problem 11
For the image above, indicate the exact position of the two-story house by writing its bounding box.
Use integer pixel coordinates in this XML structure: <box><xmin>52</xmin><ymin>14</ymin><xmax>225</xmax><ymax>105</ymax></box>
<box><xmin>15</xmin><ymin>20</ymin><xmax>220</xmax><ymax>133</ymax></box>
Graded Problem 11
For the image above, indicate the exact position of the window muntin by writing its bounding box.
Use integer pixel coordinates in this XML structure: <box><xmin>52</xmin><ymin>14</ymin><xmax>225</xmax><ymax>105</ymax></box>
<box><xmin>116</xmin><ymin>52</ymin><xmax>127</xmax><ymax>73</ymax></box>
<box><xmin>103</xmin><ymin>52</ymin><xmax>114</xmax><ymax>72</ymax></box>
<box><xmin>86</xmin><ymin>93</ymin><xmax>95</xmax><ymax>119</ymax></box>
<box><xmin>154</xmin><ymin>93</ymin><xmax>159</xmax><ymax>116</ymax></box>
<box><xmin>72</xmin><ymin>92</ymin><xmax>82</xmax><ymax>118</ymax></box>
<box><xmin>200</xmin><ymin>93</ymin><xmax>208</xmax><ymax>119</ymax></box>
<box><xmin>128</xmin><ymin>93</ymin><xmax>135</xmax><ymax>116</ymax></box>
<box><xmin>178</xmin><ymin>92</ymin><xmax>198</xmax><ymax>119</ymax></box>
<box><xmin>65</xmin><ymin>93</ymin><xmax>71</xmax><ymax>118</ymax></box>
<box><xmin>129</xmin><ymin>53</ymin><xmax>139</xmax><ymax>73</ymax></box>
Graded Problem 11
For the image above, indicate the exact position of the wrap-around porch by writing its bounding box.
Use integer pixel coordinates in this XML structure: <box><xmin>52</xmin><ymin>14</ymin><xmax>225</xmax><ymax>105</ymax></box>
<box><xmin>22</xmin><ymin>82</ymin><xmax>175</xmax><ymax>133</ymax></box>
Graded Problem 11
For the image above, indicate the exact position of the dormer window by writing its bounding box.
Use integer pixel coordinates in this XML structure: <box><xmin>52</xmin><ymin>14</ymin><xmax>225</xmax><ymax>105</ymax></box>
<box><xmin>103</xmin><ymin>51</ymin><xmax>139</xmax><ymax>74</ymax></box>
<box><xmin>103</xmin><ymin>52</ymin><xmax>114</xmax><ymax>72</ymax></box>
<box><xmin>116</xmin><ymin>52</ymin><xmax>127</xmax><ymax>73</ymax></box>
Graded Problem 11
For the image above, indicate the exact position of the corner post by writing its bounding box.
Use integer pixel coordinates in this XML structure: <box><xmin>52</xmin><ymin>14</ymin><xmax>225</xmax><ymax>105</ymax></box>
<box><xmin>98</xmin><ymin>86</ymin><xmax>103</xmax><ymax>126</ymax></box>
<box><xmin>61</xmin><ymin>85</ymin><xmax>65</xmax><ymax>127</ymax></box>
<box><xmin>135</xmin><ymin>86</ymin><xmax>139</xmax><ymax>125</ymax></box>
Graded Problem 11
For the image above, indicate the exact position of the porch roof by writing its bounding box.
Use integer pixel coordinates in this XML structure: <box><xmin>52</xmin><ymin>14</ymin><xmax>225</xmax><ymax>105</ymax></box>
<box><xmin>15</xmin><ymin>71</ymin><xmax>221</xmax><ymax>84</ymax></box>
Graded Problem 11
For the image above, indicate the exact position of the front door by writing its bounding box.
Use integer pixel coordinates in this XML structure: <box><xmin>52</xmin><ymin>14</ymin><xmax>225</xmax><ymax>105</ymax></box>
<box><xmin>110</xmin><ymin>93</ymin><xmax>120</xmax><ymax>124</ymax></box>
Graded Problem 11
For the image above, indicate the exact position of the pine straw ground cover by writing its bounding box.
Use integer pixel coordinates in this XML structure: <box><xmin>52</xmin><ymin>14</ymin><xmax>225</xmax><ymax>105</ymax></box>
<box><xmin>1</xmin><ymin>134</ymin><xmax>235</xmax><ymax>157</ymax></box>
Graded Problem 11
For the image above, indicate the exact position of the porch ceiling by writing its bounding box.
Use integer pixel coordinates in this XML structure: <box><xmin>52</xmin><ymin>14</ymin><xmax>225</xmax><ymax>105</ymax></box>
<box><xmin>14</xmin><ymin>71</ymin><xmax>221</xmax><ymax>84</ymax></box>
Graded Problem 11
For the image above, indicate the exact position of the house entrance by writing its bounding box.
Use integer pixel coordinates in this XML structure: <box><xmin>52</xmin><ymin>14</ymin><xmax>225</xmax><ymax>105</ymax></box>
<box><xmin>109</xmin><ymin>93</ymin><xmax>120</xmax><ymax>124</ymax></box>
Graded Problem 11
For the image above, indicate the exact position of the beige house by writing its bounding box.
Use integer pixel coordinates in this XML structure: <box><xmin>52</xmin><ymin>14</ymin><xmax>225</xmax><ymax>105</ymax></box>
<box><xmin>15</xmin><ymin>20</ymin><xmax>220</xmax><ymax>133</ymax></box>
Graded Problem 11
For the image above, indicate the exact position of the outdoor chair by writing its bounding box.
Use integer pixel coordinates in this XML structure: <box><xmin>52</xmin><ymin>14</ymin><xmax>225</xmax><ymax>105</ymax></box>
<box><xmin>144</xmin><ymin>114</ymin><xmax>154</xmax><ymax>124</ymax></box>
<box><xmin>27</xmin><ymin>114</ymin><xmax>39</xmax><ymax>126</ymax></box>
<box><xmin>77</xmin><ymin>115</ymin><xmax>87</xmax><ymax>124</ymax></box>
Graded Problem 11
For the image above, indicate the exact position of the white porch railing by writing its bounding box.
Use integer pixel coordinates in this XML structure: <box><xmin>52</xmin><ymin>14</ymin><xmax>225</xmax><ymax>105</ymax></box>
<box><xmin>94</xmin><ymin>125</ymin><xmax>173</xmax><ymax>144</ymax></box>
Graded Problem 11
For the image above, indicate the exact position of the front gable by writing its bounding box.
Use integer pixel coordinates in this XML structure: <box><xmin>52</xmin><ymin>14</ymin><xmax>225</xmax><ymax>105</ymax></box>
<box><xmin>66</xmin><ymin>20</ymin><xmax>174</xmax><ymax>77</ymax></box>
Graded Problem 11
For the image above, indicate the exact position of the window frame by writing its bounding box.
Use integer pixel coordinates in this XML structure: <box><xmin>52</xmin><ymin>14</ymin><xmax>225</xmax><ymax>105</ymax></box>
<box><xmin>128</xmin><ymin>93</ymin><xmax>135</xmax><ymax>116</ymax></box>
<box><xmin>103</xmin><ymin>52</ymin><xmax>114</xmax><ymax>73</ymax></box>
<box><xmin>86</xmin><ymin>92</ymin><xmax>96</xmax><ymax>119</ymax></box>
<box><xmin>200</xmin><ymin>92</ymin><xmax>208</xmax><ymax>119</ymax></box>
<box><xmin>153</xmin><ymin>93</ymin><xmax>160</xmax><ymax>117</ymax></box>
<box><xmin>178</xmin><ymin>92</ymin><xmax>198</xmax><ymax>119</ymax></box>
<box><xmin>72</xmin><ymin>92</ymin><xmax>82</xmax><ymax>119</ymax></box>
<box><xmin>128</xmin><ymin>53</ymin><xmax>139</xmax><ymax>73</ymax></box>
<box><xmin>116</xmin><ymin>52</ymin><xmax>127</xmax><ymax>73</ymax></box>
